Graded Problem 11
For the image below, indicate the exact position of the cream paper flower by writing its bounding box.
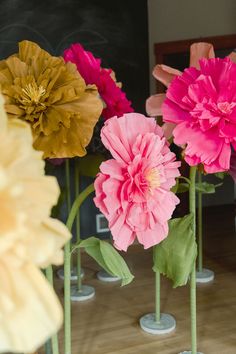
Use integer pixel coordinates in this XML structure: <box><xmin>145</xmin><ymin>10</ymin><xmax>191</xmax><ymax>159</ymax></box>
<box><xmin>0</xmin><ymin>93</ymin><xmax>71</xmax><ymax>353</ymax></box>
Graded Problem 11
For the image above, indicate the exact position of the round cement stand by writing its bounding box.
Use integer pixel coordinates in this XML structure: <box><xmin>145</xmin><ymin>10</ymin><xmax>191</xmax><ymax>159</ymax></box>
<box><xmin>97</xmin><ymin>269</ymin><xmax>121</xmax><ymax>282</ymax></box>
<box><xmin>57</xmin><ymin>266</ymin><xmax>84</xmax><ymax>281</ymax></box>
<box><xmin>139</xmin><ymin>313</ymin><xmax>176</xmax><ymax>335</ymax></box>
<box><xmin>70</xmin><ymin>284</ymin><xmax>95</xmax><ymax>302</ymax></box>
<box><xmin>196</xmin><ymin>268</ymin><xmax>214</xmax><ymax>284</ymax></box>
<box><xmin>179</xmin><ymin>351</ymin><xmax>204</xmax><ymax>354</ymax></box>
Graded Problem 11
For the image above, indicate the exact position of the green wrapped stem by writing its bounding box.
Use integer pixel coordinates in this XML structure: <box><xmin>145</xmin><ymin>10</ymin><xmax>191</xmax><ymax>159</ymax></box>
<box><xmin>45</xmin><ymin>266</ymin><xmax>60</xmax><ymax>354</ymax></box>
<box><xmin>75</xmin><ymin>161</ymin><xmax>82</xmax><ymax>291</ymax></box>
<box><xmin>189</xmin><ymin>166</ymin><xmax>197</xmax><ymax>354</ymax></box>
<box><xmin>155</xmin><ymin>266</ymin><xmax>161</xmax><ymax>323</ymax></box>
<box><xmin>197</xmin><ymin>171</ymin><xmax>203</xmax><ymax>272</ymax></box>
<box><xmin>64</xmin><ymin>159</ymin><xmax>72</xmax><ymax>354</ymax></box>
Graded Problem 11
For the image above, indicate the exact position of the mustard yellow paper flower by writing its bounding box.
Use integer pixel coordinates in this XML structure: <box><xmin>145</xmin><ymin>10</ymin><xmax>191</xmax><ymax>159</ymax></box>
<box><xmin>0</xmin><ymin>40</ymin><xmax>103</xmax><ymax>158</ymax></box>
<box><xmin>0</xmin><ymin>93</ymin><xmax>71</xmax><ymax>353</ymax></box>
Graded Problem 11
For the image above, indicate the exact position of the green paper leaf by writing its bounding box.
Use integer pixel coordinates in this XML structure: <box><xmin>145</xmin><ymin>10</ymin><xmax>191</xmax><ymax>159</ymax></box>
<box><xmin>215</xmin><ymin>172</ymin><xmax>226</xmax><ymax>180</ymax></box>
<box><xmin>178</xmin><ymin>176</ymin><xmax>191</xmax><ymax>184</ymax></box>
<box><xmin>195</xmin><ymin>181</ymin><xmax>216</xmax><ymax>194</ymax></box>
<box><xmin>99</xmin><ymin>241</ymin><xmax>134</xmax><ymax>286</ymax></box>
<box><xmin>73</xmin><ymin>237</ymin><xmax>134</xmax><ymax>286</ymax></box>
<box><xmin>176</xmin><ymin>183</ymin><xmax>189</xmax><ymax>193</ymax></box>
<box><xmin>153</xmin><ymin>214</ymin><xmax>197</xmax><ymax>288</ymax></box>
<box><xmin>78</xmin><ymin>154</ymin><xmax>105</xmax><ymax>178</ymax></box>
<box><xmin>171</xmin><ymin>178</ymin><xmax>179</xmax><ymax>194</ymax></box>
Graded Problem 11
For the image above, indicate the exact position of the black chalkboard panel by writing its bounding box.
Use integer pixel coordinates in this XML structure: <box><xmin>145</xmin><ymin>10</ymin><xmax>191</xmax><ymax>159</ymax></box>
<box><xmin>0</xmin><ymin>0</ymin><xmax>149</xmax><ymax>113</ymax></box>
<box><xmin>1</xmin><ymin>0</ymin><xmax>149</xmax><ymax>239</ymax></box>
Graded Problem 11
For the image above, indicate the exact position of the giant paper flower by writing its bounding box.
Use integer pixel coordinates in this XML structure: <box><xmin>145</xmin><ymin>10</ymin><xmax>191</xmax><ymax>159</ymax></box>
<box><xmin>162</xmin><ymin>57</ymin><xmax>236</xmax><ymax>173</ymax></box>
<box><xmin>0</xmin><ymin>93</ymin><xmax>71</xmax><ymax>353</ymax></box>
<box><xmin>64</xmin><ymin>43</ymin><xmax>133</xmax><ymax>120</ymax></box>
<box><xmin>146</xmin><ymin>43</ymin><xmax>216</xmax><ymax>138</ymax></box>
<box><xmin>94</xmin><ymin>113</ymin><xmax>180</xmax><ymax>251</ymax></box>
<box><xmin>0</xmin><ymin>40</ymin><xmax>103</xmax><ymax>159</ymax></box>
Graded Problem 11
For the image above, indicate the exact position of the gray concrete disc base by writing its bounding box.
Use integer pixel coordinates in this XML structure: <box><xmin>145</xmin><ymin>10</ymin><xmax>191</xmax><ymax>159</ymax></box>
<box><xmin>70</xmin><ymin>284</ymin><xmax>95</xmax><ymax>302</ymax></box>
<box><xmin>57</xmin><ymin>266</ymin><xmax>84</xmax><ymax>281</ymax></box>
<box><xmin>179</xmin><ymin>351</ymin><xmax>204</xmax><ymax>354</ymax></box>
<box><xmin>196</xmin><ymin>268</ymin><xmax>214</xmax><ymax>284</ymax></box>
<box><xmin>97</xmin><ymin>269</ymin><xmax>121</xmax><ymax>282</ymax></box>
<box><xmin>139</xmin><ymin>313</ymin><xmax>176</xmax><ymax>335</ymax></box>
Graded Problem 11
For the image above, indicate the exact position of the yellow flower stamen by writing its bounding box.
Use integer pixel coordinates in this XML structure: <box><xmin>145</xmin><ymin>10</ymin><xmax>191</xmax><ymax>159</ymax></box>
<box><xmin>146</xmin><ymin>168</ymin><xmax>160</xmax><ymax>191</ymax></box>
<box><xmin>21</xmin><ymin>83</ymin><xmax>46</xmax><ymax>105</ymax></box>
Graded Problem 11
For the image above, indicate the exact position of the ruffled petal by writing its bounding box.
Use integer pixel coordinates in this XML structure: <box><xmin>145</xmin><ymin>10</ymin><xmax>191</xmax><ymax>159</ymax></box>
<box><xmin>101</xmin><ymin>114</ymin><xmax>158</xmax><ymax>163</ymax></box>
<box><xmin>174</xmin><ymin>122</ymin><xmax>230</xmax><ymax>172</ymax></box>
<box><xmin>146</xmin><ymin>93</ymin><xmax>166</xmax><ymax>116</ymax></box>
<box><xmin>109</xmin><ymin>213</ymin><xmax>135</xmax><ymax>252</ymax></box>
<box><xmin>0</xmin><ymin>258</ymin><xmax>62</xmax><ymax>354</ymax></box>
<box><xmin>162</xmin><ymin>122</ymin><xmax>176</xmax><ymax>139</ymax></box>
<box><xmin>136</xmin><ymin>222</ymin><xmax>168</xmax><ymax>249</ymax></box>
<box><xmin>25</xmin><ymin>218</ymin><xmax>71</xmax><ymax>268</ymax></box>
<box><xmin>190</xmin><ymin>42</ymin><xmax>215</xmax><ymax>68</ymax></box>
<box><xmin>153</xmin><ymin>64</ymin><xmax>181</xmax><ymax>87</ymax></box>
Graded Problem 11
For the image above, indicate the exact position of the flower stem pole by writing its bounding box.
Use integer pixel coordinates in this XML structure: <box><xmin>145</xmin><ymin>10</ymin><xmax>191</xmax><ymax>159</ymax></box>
<box><xmin>44</xmin><ymin>341</ymin><xmax>52</xmax><ymax>354</ymax></box>
<box><xmin>189</xmin><ymin>166</ymin><xmax>197</xmax><ymax>354</ymax></box>
<box><xmin>75</xmin><ymin>161</ymin><xmax>82</xmax><ymax>291</ymax></box>
<box><xmin>66</xmin><ymin>183</ymin><xmax>95</xmax><ymax>232</ymax></box>
<box><xmin>64</xmin><ymin>159</ymin><xmax>72</xmax><ymax>354</ymax></box>
<box><xmin>155</xmin><ymin>266</ymin><xmax>161</xmax><ymax>323</ymax></box>
<box><xmin>197</xmin><ymin>171</ymin><xmax>203</xmax><ymax>273</ymax></box>
<box><xmin>45</xmin><ymin>266</ymin><xmax>60</xmax><ymax>354</ymax></box>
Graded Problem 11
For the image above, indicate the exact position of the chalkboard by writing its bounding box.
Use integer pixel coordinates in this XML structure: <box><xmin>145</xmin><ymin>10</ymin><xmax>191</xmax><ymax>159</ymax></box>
<box><xmin>1</xmin><ymin>0</ymin><xmax>149</xmax><ymax>239</ymax></box>
<box><xmin>0</xmin><ymin>0</ymin><xmax>149</xmax><ymax>113</ymax></box>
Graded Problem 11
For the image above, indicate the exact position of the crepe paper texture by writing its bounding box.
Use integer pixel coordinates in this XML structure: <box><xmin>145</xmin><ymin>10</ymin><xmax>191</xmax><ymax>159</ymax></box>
<box><xmin>64</xmin><ymin>43</ymin><xmax>133</xmax><ymax>120</ymax></box>
<box><xmin>0</xmin><ymin>93</ymin><xmax>71</xmax><ymax>353</ymax></box>
<box><xmin>146</xmin><ymin>42</ymin><xmax>216</xmax><ymax>135</ymax></box>
<box><xmin>146</xmin><ymin>42</ymin><xmax>236</xmax><ymax>174</ymax></box>
<box><xmin>94</xmin><ymin>113</ymin><xmax>180</xmax><ymax>251</ymax></box>
<box><xmin>163</xmin><ymin>57</ymin><xmax>236</xmax><ymax>173</ymax></box>
<box><xmin>0</xmin><ymin>40</ymin><xmax>103</xmax><ymax>159</ymax></box>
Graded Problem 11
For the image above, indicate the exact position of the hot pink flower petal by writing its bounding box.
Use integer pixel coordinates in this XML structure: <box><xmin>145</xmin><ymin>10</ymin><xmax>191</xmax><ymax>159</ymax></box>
<box><xmin>94</xmin><ymin>113</ymin><xmax>180</xmax><ymax>251</ymax></box>
<box><xmin>147</xmin><ymin>42</ymin><xmax>217</xmax><ymax>142</ymax></box>
<box><xmin>64</xmin><ymin>43</ymin><xmax>101</xmax><ymax>85</ymax></box>
<box><xmin>190</xmin><ymin>42</ymin><xmax>215</xmax><ymax>68</ymax></box>
<box><xmin>153</xmin><ymin>64</ymin><xmax>182</xmax><ymax>87</ymax></box>
<box><xmin>162</xmin><ymin>58</ymin><xmax>236</xmax><ymax>173</ymax></box>
<box><xmin>64</xmin><ymin>43</ymin><xmax>133</xmax><ymax>120</ymax></box>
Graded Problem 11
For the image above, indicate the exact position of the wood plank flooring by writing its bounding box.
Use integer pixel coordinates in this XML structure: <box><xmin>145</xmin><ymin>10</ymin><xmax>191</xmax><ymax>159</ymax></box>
<box><xmin>45</xmin><ymin>204</ymin><xmax>236</xmax><ymax>354</ymax></box>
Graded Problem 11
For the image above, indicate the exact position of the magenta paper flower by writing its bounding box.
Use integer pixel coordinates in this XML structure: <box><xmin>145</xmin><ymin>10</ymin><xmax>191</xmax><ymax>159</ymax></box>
<box><xmin>64</xmin><ymin>43</ymin><xmax>133</xmax><ymax>119</ymax></box>
<box><xmin>146</xmin><ymin>43</ymin><xmax>216</xmax><ymax>138</ymax></box>
<box><xmin>94</xmin><ymin>113</ymin><xmax>180</xmax><ymax>251</ymax></box>
<box><xmin>162</xmin><ymin>57</ymin><xmax>236</xmax><ymax>173</ymax></box>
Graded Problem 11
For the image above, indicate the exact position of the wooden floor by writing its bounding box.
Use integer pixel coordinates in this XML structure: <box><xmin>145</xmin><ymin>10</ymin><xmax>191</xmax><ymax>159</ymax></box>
<box><xmin>48</xmin><ymin>204</ymin><xmax>236</xmax><ymax>354</ymax></box>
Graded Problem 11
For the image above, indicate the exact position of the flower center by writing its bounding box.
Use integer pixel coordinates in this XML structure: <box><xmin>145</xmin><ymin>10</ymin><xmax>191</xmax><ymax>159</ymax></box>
<box><xmin>145</xmin><ymin>168</ymin><xmax>160</xmax><ymax>192</ymax></box>
<box><xmin>21</xmin><ymin>83</ymin><xmax>46</xmax><ymax>105</ymax></box>
<box><xmin>217</xmin><ymin>101</ymin><xmax>236</xmax><ymax>115</ymax></box>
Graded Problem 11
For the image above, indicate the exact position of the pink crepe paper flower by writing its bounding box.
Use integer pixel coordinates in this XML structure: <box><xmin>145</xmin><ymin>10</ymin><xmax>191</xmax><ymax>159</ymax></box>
<box><xmin>94</xmin><ymin>113</ymin><xmax>180</xmax><ymax>251</ymax></box>
<box><xmin>163</xmin><ymin>57</ymin><xmax>236</xmax><ymax>173</ymax></box>
<box><xmin>146</xmin><ymin>42</ymin><xmax>236</xmax><ymax>139</ymax></box>
<box><xmin>64</xmin><ymin>43</ymin><xmax>133</xmax><ymax>120</ymax></box>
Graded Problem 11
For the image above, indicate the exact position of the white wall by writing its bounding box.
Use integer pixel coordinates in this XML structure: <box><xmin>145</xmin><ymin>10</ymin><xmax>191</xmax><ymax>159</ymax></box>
<box><xmin>148</xmin><ymin>0</ymin><xmax>236</xmax><ymax>93</ymax></box>
<box><xmin>148</xmin><ymin>0</ymin><xmax>236</xmax><ymax>205</ymax></box>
